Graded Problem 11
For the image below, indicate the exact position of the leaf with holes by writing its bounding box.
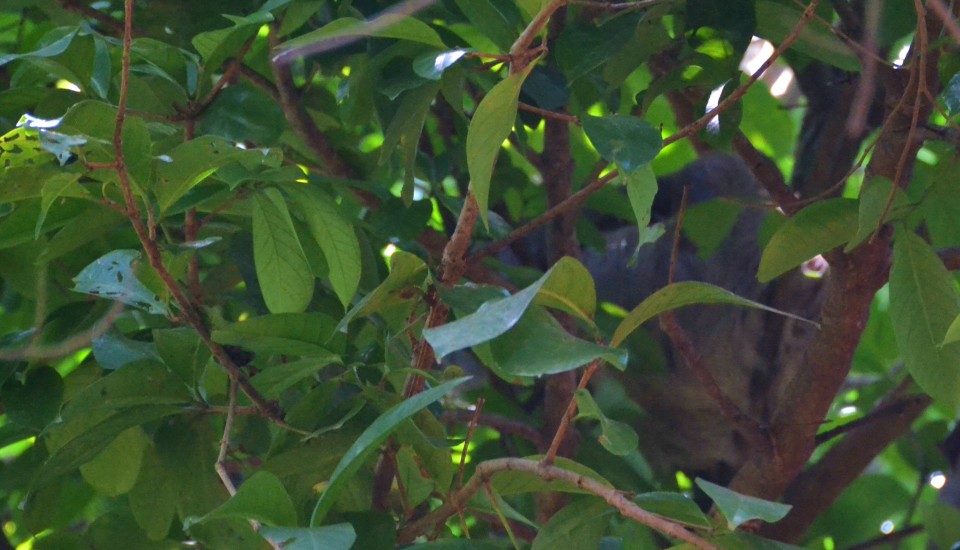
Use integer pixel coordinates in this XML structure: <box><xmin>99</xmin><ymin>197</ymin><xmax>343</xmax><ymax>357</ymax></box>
<box><xmin>72</xmin><ymin>250</ymin><xmax>170</xmax><ymax>315</ymax></box>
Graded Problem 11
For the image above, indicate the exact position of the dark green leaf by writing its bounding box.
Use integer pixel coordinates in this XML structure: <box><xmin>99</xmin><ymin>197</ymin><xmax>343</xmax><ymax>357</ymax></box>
<box><xmin>78</xmin><ymin>427</ymin><xmax>149</xmax><ymax>497</ymax></box>
<box><xmin>252</xmin><ymin>188</ymin><xmax>314</xmax><ymax>313</ymax></box>
<box><xmin>696</xmin><ymin>478</ymin><xmax>791</xmax><ymax>528</ymax></box>
<box><xmin>2</xmin><ymin>366</ymin><xmax>63</xmax><ymax>431</ymax></box>
<box><xmin>755</xmin><ymin>1</ymin><xmax>860</xmax><ymax>72</ymax></box>
<box><xmin>891</xmin><ymin>230</ymin><xmax>960</xmax><ymax>411</ymax></box>
<box><xmin>0</xmin><ymin>29</ymin><xmax>79</xmax><ymax>66</ymax></box>
<box><xmin>581</xmin><ymin>115</ymin><xmax>662</xmax><ymax>173</ymax></box>
<box><xmin>129</xmin><ymin>446</ymin><xmax>178</xmax><ymax>540</ymax></box>
<box><xmin>310</xmin><ymin>377</ymin><xmax>470</xmax><ymax>525</ymax></box>
<box><xmin>532</xmin><ymin>497</ymin><xmax>610</xmax><ymax>550</ymax></box>
<box><xmin>758</xmin><ymin>198</ymin><xmax>859</xmax><ymax>282</ymax></box>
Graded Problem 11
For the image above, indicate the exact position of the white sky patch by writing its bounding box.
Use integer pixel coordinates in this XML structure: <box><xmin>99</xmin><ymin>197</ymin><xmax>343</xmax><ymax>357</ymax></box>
<box><xmin>838</xmin><ymin>405</ymin><xmax>858</xmax><ymax>416</ymax></box>
<box><xmin>930</xmin><ymin>471</ymin><xmax>947</xmax><ymax>490</ymax></box>
<box><xmin>770</xmin><ymin>71</ymin><xmax>794</xmax><ymax>97</ymax></box>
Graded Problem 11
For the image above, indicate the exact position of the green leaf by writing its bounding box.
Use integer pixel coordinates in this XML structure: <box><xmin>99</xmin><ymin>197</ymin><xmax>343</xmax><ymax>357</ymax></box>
<box><xmin>634</xmin><ymin>492</ymin><xmax>712</xmax><ymax>529</ymax></box>
<box><xmin>492</xmin><ymin>456</ymin><xmax>612</xmax><ymax>496</ymax></box>
<box><xmin>695</xmin><ymin>478</ymin><xmax>791</xmax><ymax>529</ymax></box>
<box><xmin>466</xmin><ymin>63</ymin><xmax>535</xmax><ymax>226</ymax></box>
<box><xmin>945</xmin><ymin>72</ymin><xmax>960</xmax><ymax>116</ymax></box>
<box><xmin>153</xmin><ymin>327</ymin><xmax>211</xmax><ymax>388</ymax></box>
<box><xmin>338</xmin><ymin>250</ymin><xmax>428</xmax><ymax>330</ymax></box>
<box><xmin>533</xmin><ymin>256</ymin><xmax>597</xmax><ymax>323</ymax></box>
<box><xmin>155</xmin><ymin>136</ymin><xmax>273</xmax><ymax>212</ymax></box>
<box><xmin>531</xmin><ymin>497</ymin><xmax>610</xmax><ymax>550</ymax></box>
<box><xmin>275</xmin><ymin>16</ymin><xmax>446</xmax><ymax>57</ymax></box>
<box><xmin>574</xmin><ymin>389</ymin><xmax>639</xmax><ymax>455</ymax></box>
<box><xmin>757</xmin><ymin>198</ymin><xmax>859</xmax><ymax>282</ymax></box>
<box><xmin>844</xmin><ymin>177</ymin><xmax>908</xmax><ymax>253</ymax></box>
<box><xmin>310</xmin><ymin>377</ymin><xmax>470</xmax><ymax>525</ymax></box>
<box><xmin>91</xmin><ymin>330</ymin><xmax>163</xmax><ymax>371</ymax></box>
<box><xmin>923</xmin><ymin>502</ymin><xmax>960</xmax><ymax>550</ymax></box>
<box><xmin>2</xmin><ymin>366</ymin><xmax>63</xmax><ymax>431</ymax></box>
<box><xmin>252</xmin><ymin>188</ymin><xmax>314</xmax><ymax>313</ymax></box>
<box><xmin>891</xmin><ymin>230</ymin><xmax>960</xmax><ymax>411</ymax></box>
<box><xmin>185</xmin><ymin>471</ymin><xmax>297</xmax><ymax>528</ymax></box>
<box><xmin>423</xmin><ymin>260</ymin><xmax>557</xmax><ymax>359</ymax></box>
<box><xmin>192</xmin><ymin>11</ymin><xmax>274</xmax><ymax>79</ymax></box>
<box><xmin>452</xmin><ymin>0</ymin><xmax>521</xmax><ymax>52</ymax></box>
<box><xmin>283</xmin><ymin>185</ymin><xmax>361</xmax><ymax>308</ymax></box>
<box><xmin>378</xmin><ymin>81</ymin><xmax>442</xmax><ymax>204</ymax></box>
<box><xmin>250</xmin><ymin>358</ymin><xmax>341</xmax><ymax>398</ymax></box>
<box><xmin>35</xmin><ymin>405</ymin><xmax>183</xmax><ymax>487</ymax></box>
<box><xmin>61</xmin><ymin>362</ymin><xmax>192</xmax><ymax>418</ymax></box>
<box><xmin>624</xmin><ymin>164</ymin><xmax>659</xmax><ymax>241</ymax></box>
<box><xmin>611</xmin><ymin>281</ymin><xmax>816</xmax><ymax>347</ymax></box>
<box><xmin>36</xmin><ymin>172</ymin><xmax>86</xmax><ymax>238</ymax></box>
<box><xmin>79</xmin><ymin>427</ymin><xmax>149</xmax><ymax>497</ymax></box>
<box><xmin>212</xmin><ymin>312</ymin><xmax>339</xmax><ymax>357</ymax></box>
<box><xmin>129</xmin><ymin>446</ymin><xmax>178</xmax><ymax>541</ymax></box>
<box><xmin>0</xmin><ymin>28</ymin><xmax>78</xmax><ymax>66</ymax></box>
<box><xmin>489</xmin><ymin>306</ymin><xmax>627</xmax><ymax>376</ymax></box>
<box><xmin>581</xmin><ymin>115</ymin><xmax>663</xmax><ymax>173</ymax></box>
<box><xmin>261</xmin><ymin>524</ymin><xmax>357</xmax><ymax>550</ymax></box>
<box><xmin>72</xmin><ymin>249</ymin><xmax>171</xmax><ymax>315</ymax></box>
<box><xmin>198</xmin><ymin>82</ymin><xmax>285</xmax><ymax>145</ymax></box>
<box><xmin>755</xmin><ymin>0</ymin><xmax>860</xmax><ymax>72</ymax></box>
<box><xmin>413</xmin><ymin>49</ymin><xmax>469</xmax><ymax>80</ymax></box>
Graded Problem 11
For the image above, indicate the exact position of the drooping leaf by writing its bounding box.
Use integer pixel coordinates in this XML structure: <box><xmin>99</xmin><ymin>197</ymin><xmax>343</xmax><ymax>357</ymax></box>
<box><xmin>310</xmin><ymin>377</ymin><xmax>470</xmax><ymax>525</ymax></box>
<box><xmin>251</xmin><ymin>188</ymin><xmax>314</xmax><ymax>313</ymax></box>
<box><xmin>611</xmin><ymin>281</ymin><xmax>816</xmax><ymax>347</ymax></box>
<box><xmin>758</xmin><ymin>198</ymin><xmax>859</xmax><ymax>282</ymax></box>
<box><xmin>531</xmin><ymin>497</ymin><xmax>610</xmax><ymax>550</ymax></box>
<box><xmin>581</xmin><ymin>115</ymin><xmax>662</xmax><ymax>173</ymax></box>
<box><xmin>466</xmin><ymin>63</ymin><xmax>536</xmax><ymax>226</ymax></box>
<box><xmin>0</xmin><ymin>28</ymin><xmax>79</xmax><ymax>66</ymax></box>
<box><xmin>624</xmin><ymin>164</ymin><xmax>659</xmax><ymax>244</ymax></box>
<box><xmin>695</xmin><ymin>478</ymin><xmax>791</xmax><ymax>529</ymax></box>
<box><xmin>755</xmin><ymin>0</ymin><xmax>860</xmax><ymax>72</ymax></box>
<box><xmin>378</xmin><ymin>81</ymin><xmax>442</xmax><ymax>203</ymax></box>
<box><xmin>634</xmin><ymin>492</ymin><xmax>712</xmax><ymax>529</ymax></box>
<box><xmin>890</xmin><ymin>230</ymin><xmax>960</xmax><ymax>411</ymax></box>
<box><xmin>261</xmin><ymin>524</ymin><xmax>357</xmax><ymax>550</ymax></box>
<box><xmin>72</xmin><ymin>249</ymin><xmax>171</xmax><ymax>315</ymax></box>
<box><xmin>185</xmin><ymin>471</ymin><xmax>297</xmax><ymax>528</ymax></box>
<box><xmin>284</xmin><ymin>185</ymin><xmax>361</xmax><ymax>308</ymax></box>
<box><xmin>574</xmin><ymin>389</ymin><xmax>639</xmax><ymax>455</ymax></box>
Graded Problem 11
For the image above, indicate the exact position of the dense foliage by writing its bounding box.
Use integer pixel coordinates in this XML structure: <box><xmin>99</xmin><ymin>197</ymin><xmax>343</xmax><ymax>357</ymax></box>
<box><xmin>2</xmin><ymin>0</ymin><xmax>960</xmax><ymax>548</ymax></box>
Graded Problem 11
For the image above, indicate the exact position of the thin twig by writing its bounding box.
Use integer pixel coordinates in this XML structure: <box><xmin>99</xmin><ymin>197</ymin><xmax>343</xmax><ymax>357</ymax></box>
<box><xmin>542</xmin><ymin>361</ymin><xmax>600</xmax><ymax>465</ymax></box>
<box><xmin>668</xmin><ymin>185</ymin><xmax>689</xmax><ymax>284</ymax></box>
<box><xmin>458</xmin><ymin>398</ymin><xmax>486</xmax><ymax>490</ymax></box>
<box><xmin>397</xmin><ymin>458</ymin><xmax>719</xmax><ymax>549</ymax></box>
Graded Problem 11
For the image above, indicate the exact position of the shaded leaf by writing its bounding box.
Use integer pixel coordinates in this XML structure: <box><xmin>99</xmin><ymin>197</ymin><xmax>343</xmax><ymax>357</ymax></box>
<box><xmin>532</xmin><ymin>497</ymin><xmax>610</xmax><ymax>550</ymax></box>
<box><xmin>574</xmin><ymin>389</ymin><xmax>639</xmax><ymax>455</ymax></box>
<box><xmin>634</xmin><ymin>492</ymin><xmax>711</xmax><ymax>529</ymax></box>
<box><xmin>758</xmin><ymin>198</ymin><xmax>859</xmax><ymax>282</ymax></box>
<box><xmin>338</xmin><ymin>250</ymin><xmax>428</xmax><ymax>330</ymax></box>
<box><xmin>129</xmin><ymin>446</ymin><xmax>178</xmax><ymax>540</ymax></box>
<box><xmin>310</xmin><ymin>377</ymin><xmax>470</xmax><ymax>525</ymax></box>
<box><xmin>2</xmin><ymin>366</ymin><xmax>63</xmax><ymax>431</ymax></box>
<box><xmin>79</xmin><ymin>427</ymin><xmax>148</xmax><ymax>497</ymax></box>
<box><xmin>492</xmin><ymin>456</ymin><xmax>612</xmax><ymax>496</ymax></box>
<box><xmin>72</xmin><ymin>249</ymin><xmax>170</xmax><ymax>315</ymax></box>
<box><xmin>276</xmin><ymin>16</ymin><xmax>446</xmax><ymax>58</ymax></box>
<box><xmin>891</xmin><ymin>230</ymin><xmax>960</xmax><ymax>411</ymax></box>
<box><xmin>185</xmin><ymin>471</ymin><xmax>297</xmax><ymax>528</ymax></box>
<box><xmin>755</xmin><ymin>0</ymin><xmax>860</xmax><ymax>72</ymax></box>
<box><xmin>252</xmin><ymin>188</ymin><xmax>314</xmax><ymax>313</ymax></box>
<box><xmin>696</xmin><ymin>478</ymin><xmax>791</xmax><ymax>529</ymax></box>
<box><xmin>0</xmin><ymin>28</ymin><xmax>78</xmax><ymax>66</ymax></box>
<box><xmin>581</xmin><ymin>115</ymin><xmax>662</xmax><ymax>173</ymax></box>
<box><xmin>611</xmin><ymin>281</ymin><xmax>816</xmax><ymax>347</ymax></box>
<box><xmin>844</xmin><ymin>177</ymin><xmax>908</xmax><ymax>253</ymax></box>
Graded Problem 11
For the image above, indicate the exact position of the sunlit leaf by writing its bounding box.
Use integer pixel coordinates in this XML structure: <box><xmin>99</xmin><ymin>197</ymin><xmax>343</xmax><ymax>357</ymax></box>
<box><xmin>72</xmin><ymin>249</ymin><xmax>171</xmax><ymax>315</ymax></box>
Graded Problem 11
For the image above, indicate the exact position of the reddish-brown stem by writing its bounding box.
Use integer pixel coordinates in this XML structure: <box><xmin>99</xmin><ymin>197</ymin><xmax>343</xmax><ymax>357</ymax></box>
<box><xmin>542</xmin><ymin>361</ymin><xmax>600</xmax><ymax>465</ymax></box>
